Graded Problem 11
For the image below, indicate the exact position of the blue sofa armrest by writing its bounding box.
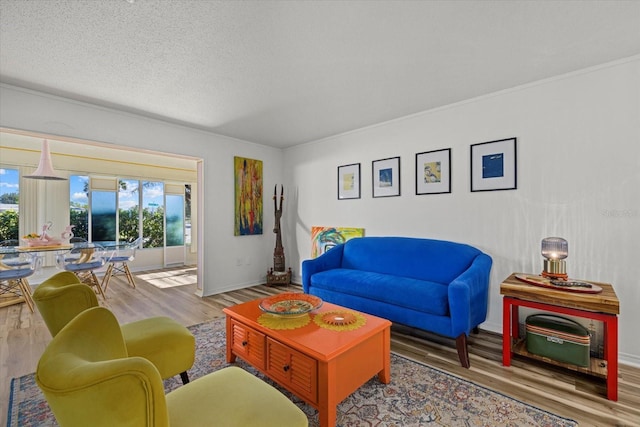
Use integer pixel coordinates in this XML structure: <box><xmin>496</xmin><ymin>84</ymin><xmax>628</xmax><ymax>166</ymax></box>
<box><xmin>301</xmin><ymin>244</ymin><xmax>345</xmax><ymax>293</ymax></box>
<box><xmin>448</xmin><ymin>253</ymin><xmax>492</xmax><ymax>337</ymax></box>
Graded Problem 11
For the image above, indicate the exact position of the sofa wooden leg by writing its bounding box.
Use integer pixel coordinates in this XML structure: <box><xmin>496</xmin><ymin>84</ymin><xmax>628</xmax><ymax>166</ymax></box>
<box><xmin>472</xmin><ymin>326</ymin><xmax>479</xmax><ymax>334</ymax></box>
<box><xmin>455</xmin><ymin>333</ymin><xmax>470</xmax><ymax>368</ymax></box>
<box><xmin>180</xmin><ymin>371</ymin><xmax>190</xmax><ymax>384</ymax></box>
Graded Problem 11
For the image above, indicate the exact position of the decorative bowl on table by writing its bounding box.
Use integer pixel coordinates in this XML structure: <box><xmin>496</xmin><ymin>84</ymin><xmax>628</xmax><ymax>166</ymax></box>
<box><xmin>259</xmin><ymin>293</ymin><xmax>323</xmax><ymax>316</ymax></box>
<box><xmin>22</xmin><ymin>236</ymin><xmax>63</xmax><ymax>247</ymax></box>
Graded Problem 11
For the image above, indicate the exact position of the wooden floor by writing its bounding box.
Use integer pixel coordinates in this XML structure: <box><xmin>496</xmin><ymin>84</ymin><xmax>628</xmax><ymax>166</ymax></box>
<box><xmin>1</xmin><ymin>267</ymin><xmax>638</xmax><ymax>427</ymax></box>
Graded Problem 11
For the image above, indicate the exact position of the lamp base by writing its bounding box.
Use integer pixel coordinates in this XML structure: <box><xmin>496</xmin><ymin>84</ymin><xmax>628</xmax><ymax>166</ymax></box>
<box><xmin>541</xmin><ymin>270</ymin><xmax>568</xmax><ymax>280</ymax></box>
<box><xmin>542</xmin><ymin>258</ymin><xmax>567</xmax><ymax>280</ymax></box>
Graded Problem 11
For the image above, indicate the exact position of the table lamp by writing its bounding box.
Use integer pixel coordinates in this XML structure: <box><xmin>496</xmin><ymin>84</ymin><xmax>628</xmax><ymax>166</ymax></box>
<box><xmin>541</xmin><ymin>237</ymin><xmax>568</xmax><ymax>280</ymax></box>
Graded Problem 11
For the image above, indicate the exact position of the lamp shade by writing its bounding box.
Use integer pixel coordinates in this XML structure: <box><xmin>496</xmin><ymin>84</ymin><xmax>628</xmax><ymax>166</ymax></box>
<box><xmin>24</xmin><ymin>139</ymin><xmax>67</xmax><ymax>181</ymax></box>
<box><xmin>541</xmin><ymin>237</ymin><xmax>568</xmax><ymax>260</ymax></box>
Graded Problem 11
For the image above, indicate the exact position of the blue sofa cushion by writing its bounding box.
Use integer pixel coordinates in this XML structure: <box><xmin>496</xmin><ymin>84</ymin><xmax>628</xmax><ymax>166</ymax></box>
<box><xmin>341</xmin><ymin>237</ymin><xmax>481</xmax><ymax>284</ymax></box>
<box><xmin>310</xmin><ymin>268</ymin><xmax>449</xmax><ymax>316</ymax></box>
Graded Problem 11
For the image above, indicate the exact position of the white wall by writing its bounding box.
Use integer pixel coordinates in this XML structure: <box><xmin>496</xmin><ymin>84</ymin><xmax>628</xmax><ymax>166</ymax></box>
<box><xmin>283</xmin><ymin>57</ymin><xmax>640</xmax><ymax>366</ymax></box>
<box><xmin>0</xmin><ymin>84</ymin><xmax>285</xmax><ymax>296</ymax></box>
<box><xmin>1</xmin><ymin>57</ymin><xmax>638</xmax><ymax>365</ymax></box>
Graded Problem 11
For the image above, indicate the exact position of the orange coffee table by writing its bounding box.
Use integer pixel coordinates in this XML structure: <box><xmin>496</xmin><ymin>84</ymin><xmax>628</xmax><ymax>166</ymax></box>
<box><xmin>223</xmin><ymin>298</ymin><xmax>391</xmax><ymax>427</ymax></box>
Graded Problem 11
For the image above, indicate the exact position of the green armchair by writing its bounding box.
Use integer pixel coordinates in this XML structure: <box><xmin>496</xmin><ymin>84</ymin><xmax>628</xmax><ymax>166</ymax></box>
<box><xmin>36</xmin><ymin>306</ymin><xmax>308</xmax><ymax>427</ymax></box>
<box><xmin>33</xmin><ymin>271</ymin><xmax>195</xmax><ymax>384</ymax></box>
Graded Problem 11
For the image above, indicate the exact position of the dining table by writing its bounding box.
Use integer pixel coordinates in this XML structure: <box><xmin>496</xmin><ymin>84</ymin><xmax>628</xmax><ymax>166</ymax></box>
<box><xmin>0</xmin><ymin>244</ymin><xmax>73</xmax><ymax>310</ymax></box>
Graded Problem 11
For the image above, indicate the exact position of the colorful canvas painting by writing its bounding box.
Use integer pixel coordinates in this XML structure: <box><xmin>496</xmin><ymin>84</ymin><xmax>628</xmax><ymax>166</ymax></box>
<box><xmin>234</xmin><ymin>156</ymin><xmax>263</xmax><ymax>236</ymax></box>
<box><xmin>311</xmin><ymin>226</ymin><xmax>365</xmax><ymax>258</ymax></box>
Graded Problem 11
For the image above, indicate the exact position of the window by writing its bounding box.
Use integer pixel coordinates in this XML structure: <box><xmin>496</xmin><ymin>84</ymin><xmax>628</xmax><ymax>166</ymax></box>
<box><xmin>118</xmin><ymin>179</ymin><xmax>139</xmax><ymax>242</ymax></box>
<box><xmin>166</xmin><ymin>194</ymin><xmax>184</xmax><ymax>246</ymax></box>
<box><xmin>0</xmin><ymin>168</ymin><xmax>19</xmax><ymax>241</ymax></box>
<box><xmin>142</xmin><ymin>181</ymin><xmax>164</xmax><ymax>248</ymax></box>
<box><xmin>69</xmin><ymin>175</ymin><xmax>89</xmax><ymax>240</ymax></box>
<box><xmin>91</xmin><ymin>191</ymin><xmax>116</xmax><ymax>242</ymax></box>
<box><xmin>69</xmin><ymin>176</ymin><xmax>189</xmax><ymax>250</ymax></box>
<box><xmin>185</xmin><ymin>184</ymin><xmax>191</xmax><ymax>245</ymax></box>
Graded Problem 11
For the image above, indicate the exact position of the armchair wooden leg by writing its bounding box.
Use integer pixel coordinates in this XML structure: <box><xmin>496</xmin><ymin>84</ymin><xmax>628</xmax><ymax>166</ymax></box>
<box><xmin>180</xmin><ymin>371</ymin><xmax>190</xmax><ymax>384</ymax></box>
<box><xmin>455</xmin><ymin>333</ymin><xmax>470</xmax><ymax>368</ymax></box>
<box><xmin>472</xmin><ymin>326</ymin><xmax>480</xmax><ymax>334</ymax></box>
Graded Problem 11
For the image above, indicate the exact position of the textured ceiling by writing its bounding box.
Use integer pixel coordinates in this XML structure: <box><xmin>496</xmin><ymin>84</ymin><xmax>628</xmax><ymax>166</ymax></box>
<box><xmin>1</xmin><ymin>0</ymin><xmax>639</xmax><ymax>148</ymax></box>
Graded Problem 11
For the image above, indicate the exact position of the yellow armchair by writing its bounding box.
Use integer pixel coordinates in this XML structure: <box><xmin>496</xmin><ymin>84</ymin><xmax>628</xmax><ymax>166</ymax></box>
<box><xmin>36</xmin><ymin>306</ymin><xmax>308</xmax><ymax>427</ymax></box>
<box><xmin>33</xmin><ymin>272</ymin><xmax>195</xmax><ymax>384</ymax></box>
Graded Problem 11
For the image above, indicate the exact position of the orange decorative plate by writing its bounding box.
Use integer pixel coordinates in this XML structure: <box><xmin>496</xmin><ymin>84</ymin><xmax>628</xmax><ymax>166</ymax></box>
<box><xmin>321</xmin><ymin>312</ymin><xmax>358</xmax><ymax>326</ymax></box>
<box><xmin>259</xmin><ymin>293</ymin><xmax>323</xmax><ymax>315</ymax></box>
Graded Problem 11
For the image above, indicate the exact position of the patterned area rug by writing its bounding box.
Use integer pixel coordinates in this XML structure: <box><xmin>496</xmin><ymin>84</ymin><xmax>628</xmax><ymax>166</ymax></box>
<box><xmin>8</xmin><ymin>317</ymin><xmax>577</xmax><ymax>427</ymax></box>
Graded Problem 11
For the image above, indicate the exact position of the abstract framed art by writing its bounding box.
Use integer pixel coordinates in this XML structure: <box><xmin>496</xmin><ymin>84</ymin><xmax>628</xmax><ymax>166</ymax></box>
<box><xmin>372</xmin><ymin>156</ymin><xmax>400</xmax><ymax>198</ymax></box>
<box><xmin>337</xmin><ymin>163</ymin><xmax>361</xmax><ymax>200</ymax></box>
<box><xmin>234</xmin><ymin>156</ymin><xmax>263</xmax><ymax>235</ymax></box>
<box><xmin>470</xmin><ymin>137</ymin><xmax>517</xmax><ymax>192</ymax></box>
<box><xmin>311</xmin><ymin>226</ymin><xmax>365</xmax><ymax>258</ymax></box>
<box><xmin>415</xmin><ymin>148</ymin><xmax>451</xmax><ymax>195</ymax></box>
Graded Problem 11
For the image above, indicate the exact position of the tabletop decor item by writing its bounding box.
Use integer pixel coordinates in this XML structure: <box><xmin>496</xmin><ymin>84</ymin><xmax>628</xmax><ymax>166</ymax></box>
<box><xmin>21</xmin><ymin>221</ymin><xmax>74</xmax><ymax>247</ymax></box>
<box><xmin>515</xmin><ymin>274</ymin><xmax>602</xmax><ymax>294</ymax></box>
<box><xmin>541</xmin><ymin>237</ymin><xmax>569</xmax><ymax>279</ymax></box>
<box><xmin>257</xmin><ymin>313</ymin><xmax>311</xmax><ymax>330</ymax></box>
<box><xmin>259</xmin><ymin>293</ymin><xmax>322</xmax><ymax>316</ymax></box>
<box><xmin>313</xmin><ymin>310</ymin><xmax>366</xmax><ymax>331</ymax></box>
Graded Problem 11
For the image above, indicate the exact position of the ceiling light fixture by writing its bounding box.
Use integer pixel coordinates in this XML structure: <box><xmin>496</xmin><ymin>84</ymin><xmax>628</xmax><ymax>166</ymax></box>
<box><xmin>24</xmin><ymin>139</ymin><xmax>67</xmax><ymax>181</ymax></box>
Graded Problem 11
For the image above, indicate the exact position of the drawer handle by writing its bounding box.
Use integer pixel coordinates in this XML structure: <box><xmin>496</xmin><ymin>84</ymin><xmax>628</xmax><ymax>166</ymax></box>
<box><xmin>283</xmin><ymin>365</ymin><xmax>290</xmax><ymax>372</ymax></box>
<box><xmin>241</xmin><ymin>341</ymin><xmax>248</xmax><ymax>347</ymax></box>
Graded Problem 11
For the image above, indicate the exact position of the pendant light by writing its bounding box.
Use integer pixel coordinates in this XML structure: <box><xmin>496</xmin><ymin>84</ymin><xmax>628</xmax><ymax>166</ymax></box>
<box><xmin>24</xmin><ymin>139</ymin><xmax>67</xmax><ymax>181</ymax></box>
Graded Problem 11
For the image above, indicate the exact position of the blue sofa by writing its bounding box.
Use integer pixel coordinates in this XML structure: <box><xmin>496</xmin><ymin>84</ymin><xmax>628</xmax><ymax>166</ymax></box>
<box><xmin>302</xmin><ymin>236</ymin><xmax>492</xmax><ymax>368</ymax></box>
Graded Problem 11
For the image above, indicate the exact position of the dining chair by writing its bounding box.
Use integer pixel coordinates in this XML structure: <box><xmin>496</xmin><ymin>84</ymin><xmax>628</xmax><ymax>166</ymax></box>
<box><xmin>56</xmin><ymin>242</ymin><xmax>108</xmax><ymax>300</ymax></box>
<box><xmin>102</xmin><ymin>237</ymin><xmax>142</xmax><ymax>291</ymax></box>
<box><xmin>0</xmin><ymin>239</ymin><xmax>30</xmax><ymax>267</ymax></box>
<box><xmin>36</xmin><ymin>306</ymin><xmax>308</xmax><ymax>427</ymax></box>
<box><xmin>0</xmin><ymin>248</ymin><xmax>35</xmax><ymax>312</ymax></box>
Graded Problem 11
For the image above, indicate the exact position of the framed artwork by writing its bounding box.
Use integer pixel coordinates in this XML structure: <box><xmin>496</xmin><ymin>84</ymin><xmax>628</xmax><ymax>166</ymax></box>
<box><xmin>415</xmin><ymin>148</ymin><xmax>451</xmax><ymax>195</ymax></box>
<box><xmin>311</xmin><ymin>226</ymin><xmax>365</xmax><ymax>258</ymax></box>
<box><xmin>470</xmin><ymin>137</ymin><xmax>517</xmax><ymax>192</ymax></box>
<box><xmin>234</xmin><ymin>156</ymin><xmax>263</xmax><ymax>235</ymax></box>
<box><xmin>337</xmin><ymin>163</ymin><xmax>361</xmax><ymax>200</ymax></box>
<box><xmin>372</xmin><ymin>156</ymin><xmax>400</xmax><ymax>198</ymax></box>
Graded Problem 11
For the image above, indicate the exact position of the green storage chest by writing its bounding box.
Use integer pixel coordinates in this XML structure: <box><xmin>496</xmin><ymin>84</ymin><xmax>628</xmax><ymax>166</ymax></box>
<box><xmin>525</xmin><ymin>314</ymin><xmax>590</xmax><ymax>367</ymax></box>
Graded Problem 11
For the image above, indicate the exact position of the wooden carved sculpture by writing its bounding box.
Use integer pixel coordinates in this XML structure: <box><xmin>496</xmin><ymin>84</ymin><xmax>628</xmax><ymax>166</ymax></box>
<box><xmin>273</xmin><ymin>184</ymin><xmax>285</xmax><ymax>272</ymax></box>
<box><xmin>268</xmin><ymin>185</ymin><xmax>291</xmax><ymax>286</ymax></box>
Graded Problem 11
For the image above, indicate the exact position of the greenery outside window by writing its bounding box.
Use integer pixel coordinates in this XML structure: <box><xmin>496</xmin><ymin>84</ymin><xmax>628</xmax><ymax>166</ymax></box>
<box><xmin>142</xmin><ymin>181</ymin><xmax>164</xmax><ymax>248</ymax></box>
<box><xmin>0</xmin><ymin>167</ymin><xmax>19</xmax><ymax>241</ymax></box>
<box><xmin>69</xmin><ymin>175</ymin><xmax>89</xmax><ymax>240</ymax></box>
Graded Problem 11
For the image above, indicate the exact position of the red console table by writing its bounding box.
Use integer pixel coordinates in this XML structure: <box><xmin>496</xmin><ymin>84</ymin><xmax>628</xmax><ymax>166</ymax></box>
<box><xmin>501</xmin><ymin>273</ymin><xmax>619</xmax><ymax>401</ymax></box>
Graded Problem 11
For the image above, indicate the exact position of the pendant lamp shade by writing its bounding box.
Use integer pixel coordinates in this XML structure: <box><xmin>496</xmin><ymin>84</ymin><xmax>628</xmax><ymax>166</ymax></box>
<box><xmin>24</xmin><ymin>139</ymin><xmax>67</xmax><ymax>181</ymax></box>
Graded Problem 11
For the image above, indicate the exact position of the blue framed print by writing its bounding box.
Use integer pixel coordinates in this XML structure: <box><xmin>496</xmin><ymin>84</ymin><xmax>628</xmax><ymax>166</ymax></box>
<box><xmin>372</xmin><ymin>156</ymin><xmax>400</xmax><ymax>198</ymax></box>
<box><xmin>470</xmin><ymin>138</ymin><xmax>517</xmax><ymax>192</ymax></box>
